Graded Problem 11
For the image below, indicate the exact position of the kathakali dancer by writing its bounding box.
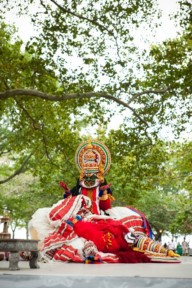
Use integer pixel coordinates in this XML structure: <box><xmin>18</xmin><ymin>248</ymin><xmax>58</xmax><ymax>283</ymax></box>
<box><xmin>29</xmin><ymin>139</ymin><xmax>180</xmax><ymax>263</ymax></box>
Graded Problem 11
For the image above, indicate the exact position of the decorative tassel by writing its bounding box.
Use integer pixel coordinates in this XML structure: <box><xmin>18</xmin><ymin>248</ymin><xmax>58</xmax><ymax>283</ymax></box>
<box><xmin>85</xmin><ymin>255</ymin><xmax>102</xmax><ymax>264</ymax></box>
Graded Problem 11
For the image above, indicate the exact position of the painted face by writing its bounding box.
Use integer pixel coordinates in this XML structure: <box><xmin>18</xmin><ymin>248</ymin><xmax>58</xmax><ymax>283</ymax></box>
<box><xmin>80</xmin><ymin>174</ymin><xmax>100</xmax><ymax>188</ymax></box>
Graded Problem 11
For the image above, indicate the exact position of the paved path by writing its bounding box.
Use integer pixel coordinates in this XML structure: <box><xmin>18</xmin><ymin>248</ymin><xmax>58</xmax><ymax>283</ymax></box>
<box><xmin>0</xmin><ymin>256</ymin><xmax>192</xmax><ymax>288</ymax></box>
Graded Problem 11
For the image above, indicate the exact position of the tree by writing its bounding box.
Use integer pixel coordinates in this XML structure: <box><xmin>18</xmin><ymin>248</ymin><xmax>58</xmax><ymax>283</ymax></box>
<box><xmin>136</xmin><ymin>140</ymin><xmax>192</xmax><ymax>237</ymax></box>
<box><xmin>0</xmin><ymin>2</ymin><xmax>191</xmax><ymax>231</ymax></box>
<box><xmin>1</xmin><ymin>1</ymin><xmax>191</xmax><ymax>239</ymax></box>
<box><xmin>168</xmin><ymin>141</ymin><xmax>192</xmax><ymax>235</ymax></box>
<box><xmin>0</xmin><ymin>1</ymin><xmax>191</xmax><ymax>185</ymax></box>
<box><xmin>0</xmin><ymin>1</ymin><xmax>190</xmax><ymax>141</ymax></box>
<box><xmin>0</xmin><ymin>22</ymin><xmax>85</xmax><ymax>187</ymax></box>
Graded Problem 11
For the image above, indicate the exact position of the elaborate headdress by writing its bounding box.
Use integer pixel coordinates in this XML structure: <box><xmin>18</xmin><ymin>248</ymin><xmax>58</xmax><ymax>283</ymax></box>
<box><xmin>75</xmin><ymin>139</ymin><xmax>111</xmax><ymax>178</ymax></box>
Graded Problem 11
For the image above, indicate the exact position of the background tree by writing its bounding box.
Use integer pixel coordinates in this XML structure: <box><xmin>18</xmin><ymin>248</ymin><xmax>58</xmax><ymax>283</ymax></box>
<box><xmin>0</xmin><ymin>1</ymin><xmax>191</xmax><ymax>186</ymax></box>
<box><xmin>1</xmin><ymin>0</ymin><xmax>190</xmax><ymax>142</ymax></box>
<box><xmin>135</xmin><ymin>140</ymin><xmax>192</xmax><ymax>238</ymax></box>
<box><xmin>0</xmin><ymin>22</ymin><xmax>85</xmax><ymax>186</ymax></box>
<box><xmin>142</xmin><ymin>27</ymin><xmax>191</xmax><ymax>137</ymax></box>
<box><xmin>0</xmin><ymin>1</ymin><xmax>191</xmax><ymax>236</ymax></box>
<box><xmin>167</xmin><ymin>141</ymin><xmax>192</xmax><ymax>235</ymax></box>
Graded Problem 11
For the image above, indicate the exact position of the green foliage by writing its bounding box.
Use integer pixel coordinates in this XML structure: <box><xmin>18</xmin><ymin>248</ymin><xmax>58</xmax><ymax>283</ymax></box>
<box><xmin>168</xmin><ymin>141</ymin><xmax>192</xmax><ymax>234</ymax></box>
<box><xmin>137</xmin><ymin>141</ymin><xmax>192</xmax><ymax>236</ymax></box>
<box><xmin>0</xmin><ymin>1</ymin><xmax>191</xmax><ymax>236</ymax></box>
<box><xmin>142</xmin><ymin>20</ymin><xmax>192</xmax><ymax>135</ymax></box>
<box><xmin>0</xmin><ymin>22</ymin><xmax>104</xmax><ymax>187</ymax></box>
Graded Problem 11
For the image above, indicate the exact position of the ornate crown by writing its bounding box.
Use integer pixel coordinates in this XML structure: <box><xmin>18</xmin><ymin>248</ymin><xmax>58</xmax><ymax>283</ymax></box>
<box><xmin>75</xmin><ymin>139</ymin><xmax>111</xmax><ymax>175</ymax></box>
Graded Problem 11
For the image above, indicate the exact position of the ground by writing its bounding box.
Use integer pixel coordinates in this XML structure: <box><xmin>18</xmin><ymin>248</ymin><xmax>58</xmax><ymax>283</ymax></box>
<box><xmin>0</xmin><ymin>256</ymin><xmax>192</xmax><ymax>288</ymax></box>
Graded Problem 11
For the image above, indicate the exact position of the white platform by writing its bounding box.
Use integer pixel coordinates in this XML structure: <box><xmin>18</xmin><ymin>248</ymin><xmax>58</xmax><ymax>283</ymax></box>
<box><xmin>0</xmin><ymin>256</ymin><xmax>192</xmax><ymax>288</ymax></box>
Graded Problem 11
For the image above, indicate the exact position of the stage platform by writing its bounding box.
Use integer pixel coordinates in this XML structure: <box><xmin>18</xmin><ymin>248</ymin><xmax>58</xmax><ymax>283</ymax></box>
<box><xmin>0</xmin><ymin>256</ymin><xmax>192</xmax><ymax>288</ymax></box>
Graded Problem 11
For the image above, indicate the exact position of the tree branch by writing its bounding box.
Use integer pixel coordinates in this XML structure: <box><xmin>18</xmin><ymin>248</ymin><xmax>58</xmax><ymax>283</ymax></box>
<box><xmin>0</xmin><ymin>87</ymin><xmax>169</xmax><ymax>127</ymax></box>
<box><xmin>0</xmin><ymin>149</ymin><xmax>12</xmax><ymax>157</ymax></box>
<box><xmin>49</xmin><ymin>0</ymin><xmax>114</xmax><ymax>36</ymax></box>
<box><xmin>41</xmin><ymin>125</ymin><xmax>61</xmax><ymax>168</ymax></box>
<box><xmin>128</xmin><ymin>88</ymin><xmax>169</xmax><ymax>105</ymax></box>
<box><xmin>14</xmin><ymin>99</ymin><xmax>41</xmax><ymax>130</ymax></box>
<box><xmin>0</xmin><ymin>152</ymin><xmax>33</xmax><ymax>184</ymax></box>
<box><xmin>0</xmin><ymin>88</ymin><xmax>152</xmax><ymax>126</ymax></box>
